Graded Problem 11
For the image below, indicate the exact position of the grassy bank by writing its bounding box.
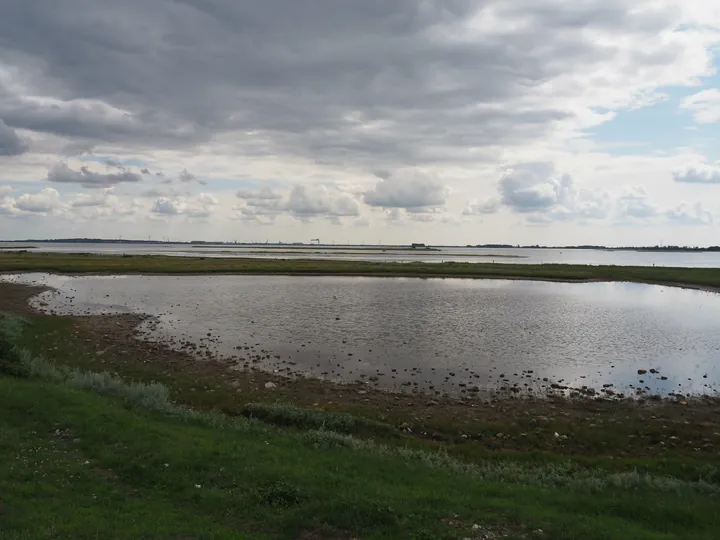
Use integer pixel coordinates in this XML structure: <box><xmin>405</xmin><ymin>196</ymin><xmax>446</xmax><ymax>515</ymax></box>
<box><xmin>2</xmin><ymin>317</ymin><xmax>720</xmax><ymax>539</ymax></box>
<box><xmin>1</xmin><ymin>251</ymin><xmax>720</xmax><ymax>289</ymax></box>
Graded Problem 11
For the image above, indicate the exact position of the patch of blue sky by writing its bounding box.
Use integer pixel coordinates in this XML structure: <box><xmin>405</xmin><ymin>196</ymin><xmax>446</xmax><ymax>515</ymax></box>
<box><xmin>587</xmin><ymin>72</ymin><xmax>720</xmax><ymax>158</ymax></box>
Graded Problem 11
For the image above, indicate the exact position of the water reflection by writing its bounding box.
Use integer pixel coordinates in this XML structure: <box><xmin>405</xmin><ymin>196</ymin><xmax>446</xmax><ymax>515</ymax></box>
<box><xmin>3</xmin><ymin>273</ymin><xmax>719</xmax><ymax>397</ymax></box>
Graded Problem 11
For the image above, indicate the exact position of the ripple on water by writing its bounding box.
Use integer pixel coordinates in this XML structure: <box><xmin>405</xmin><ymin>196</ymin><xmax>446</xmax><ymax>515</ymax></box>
<box><xmin>3</xmin><ymin>272</ymin><xmax>720</xmax><ymax>398</ymax></box>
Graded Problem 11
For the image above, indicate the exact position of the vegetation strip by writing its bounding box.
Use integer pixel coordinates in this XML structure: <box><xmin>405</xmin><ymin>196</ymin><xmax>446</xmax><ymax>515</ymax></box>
<box><xmin>1</xmin><ymin>251</ymin><xmax>720</xmax><ymax>290</ymax></box>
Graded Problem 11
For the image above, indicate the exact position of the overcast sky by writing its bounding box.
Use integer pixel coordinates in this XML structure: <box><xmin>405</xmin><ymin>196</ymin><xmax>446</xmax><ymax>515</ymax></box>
<box><xmin>2</xmin><ymin>1</ymin><xmax>720</xmax><ymax>245</ymax></box>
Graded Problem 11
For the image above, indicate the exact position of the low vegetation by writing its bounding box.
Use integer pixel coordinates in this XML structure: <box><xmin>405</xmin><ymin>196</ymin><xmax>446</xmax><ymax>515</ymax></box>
<box><xmin>1</xmin><ymin>251</ymin><xmax>720</xmax><ymax>289</ymax></box>
<box><xmin>2</xmin><ymin>314</ymin><xmax>720</xmax><ymax>539</ymax></box>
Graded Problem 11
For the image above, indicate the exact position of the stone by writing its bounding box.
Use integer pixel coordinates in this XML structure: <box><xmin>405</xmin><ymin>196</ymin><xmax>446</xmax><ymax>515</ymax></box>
<box><xmin>264</xmin><ymin>382</ymin><xmax>277</xmax><ymax>389</ymax></box>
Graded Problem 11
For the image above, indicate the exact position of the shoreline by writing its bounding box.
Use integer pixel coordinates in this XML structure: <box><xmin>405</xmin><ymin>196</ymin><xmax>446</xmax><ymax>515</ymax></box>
<box><xmin>2</xmin><ymin>280</ymin><xmax>720</xmax><ymax>462</ymax></box>
<box><xmin>1</xmin><ymin>279</ymin><xmax>717</xmax><ymax>403</ymax></box>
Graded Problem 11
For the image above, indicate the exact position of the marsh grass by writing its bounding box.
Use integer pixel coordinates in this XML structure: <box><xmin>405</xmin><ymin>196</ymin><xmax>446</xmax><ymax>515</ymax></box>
<box><xmin>2</xmin><ymin>251</ymin><xmax>720</xmax><ymax>290</ymax></box>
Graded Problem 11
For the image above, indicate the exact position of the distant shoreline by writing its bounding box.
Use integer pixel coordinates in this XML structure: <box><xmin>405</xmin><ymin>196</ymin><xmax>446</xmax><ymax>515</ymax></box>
<box><xmin>1</xmin><ymin>252</ymin><xmax>719</xmax><ymax>293</ymax></box>
<box><xmin>1</xmin><ymin>239</ymin><xmax>719</xmax><ymax>253</ymax></box>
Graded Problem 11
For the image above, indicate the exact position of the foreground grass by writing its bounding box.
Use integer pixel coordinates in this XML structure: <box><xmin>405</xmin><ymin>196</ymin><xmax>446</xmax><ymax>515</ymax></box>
<box><xmin>4</xmin><ymin>376</ymin><xmax>720</xmax><ymax>540</ymax></box>
<box><xmin>2</xmin><ymin>316</ymin><xmax>720</xmax><ymax>538</ymax></box>
<box><xmin>1</xmin><ymin>251</ymin><xmax>720</xmax><ymax>289</ymax></box>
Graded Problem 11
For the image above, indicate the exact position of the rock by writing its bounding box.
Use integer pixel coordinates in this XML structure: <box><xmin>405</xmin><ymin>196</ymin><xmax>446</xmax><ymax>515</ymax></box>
<box><xmin>264</xmin><ymin>382</ymin><xmax>277</xmax><ymax>389</ymax></box>
<box><xmin>637</xmin><ymin>369</ymin><xmax>647</xmax><ymax>375</ymax></box>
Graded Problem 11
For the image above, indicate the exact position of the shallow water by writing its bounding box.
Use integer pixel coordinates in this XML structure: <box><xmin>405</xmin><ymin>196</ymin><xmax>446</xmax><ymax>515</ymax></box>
<box><xmin>3</xmin><ymin>273</ymin><xmax>719</xmax><ymax>398</ymax></box>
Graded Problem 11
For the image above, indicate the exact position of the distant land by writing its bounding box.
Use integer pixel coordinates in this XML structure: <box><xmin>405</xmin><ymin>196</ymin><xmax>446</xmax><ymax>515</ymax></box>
<box><xmin>1</xmin><ymin>238</ymin><xmax>720</xmax><ymax>252</ymax></box>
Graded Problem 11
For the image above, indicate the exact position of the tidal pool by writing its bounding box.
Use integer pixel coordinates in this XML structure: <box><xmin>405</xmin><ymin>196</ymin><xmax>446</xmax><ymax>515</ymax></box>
<box><xmin>3</xmin><ymin>273</ymin><xmax>719</xmax><ymax>398</ymax></box>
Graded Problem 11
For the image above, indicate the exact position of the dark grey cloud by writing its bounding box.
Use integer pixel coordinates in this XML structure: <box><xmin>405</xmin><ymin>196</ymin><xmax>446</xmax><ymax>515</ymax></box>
<box><xmin>0</xmin><ymin>1</ymin><xmax>681</xmax><ymax>168</ymax></box>
<box><xmin>673</xmin><ymin>164</ymin><xmax>720</xmax><ymax>184</ymax></box>
<box><xmin>47</xmin><ymin>163</ymin><xmax>142</xmax><ymax>188</ymax></box>
<box><xmin>104</xmin><ymin>158</ymin><xmax>123</xmax><ymax>168</ymax></box>
<box><xmin>0</xmin><ymin>119</ymin><xmax>28</xmax><ymax>156</ymax></box>
<box><xmin>364</xmin><ymin>172</ymin><xmax>445</xmax><ymax>208</ymax></box>
<box><xmin>179</xmin><ymin>169</ymin><xmax>196</xmax><ymax>183</ymax></box>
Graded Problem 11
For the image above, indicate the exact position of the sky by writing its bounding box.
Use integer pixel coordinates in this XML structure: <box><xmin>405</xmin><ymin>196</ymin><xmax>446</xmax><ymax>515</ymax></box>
<box><xmin>2</xmin><ymin>1</ymin><xmax>720</xmax><ymax>246</ymax></box>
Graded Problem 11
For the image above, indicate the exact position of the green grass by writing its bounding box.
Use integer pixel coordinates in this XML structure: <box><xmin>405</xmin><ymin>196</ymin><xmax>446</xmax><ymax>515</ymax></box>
<box><xmin>3</xmin><ymin>375</ymin><xmax>720</xmax><ymax>539</ymax></box>
<box><xmin>1</xmin><ymin>251</ymin><xmax>720</xmax><ymax>289</ymax></box>
<box><xmin>2</xmin><ymin>315</ymin><xmax>720</xmax><ymax>538</ymax></box>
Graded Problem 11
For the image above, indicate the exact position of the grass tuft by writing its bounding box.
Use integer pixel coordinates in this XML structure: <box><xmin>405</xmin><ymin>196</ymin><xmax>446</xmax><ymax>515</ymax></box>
<box><xmin>243</xmin><ymin>401</ymin><xmax>393</xmax><ymax>435</ymax></box>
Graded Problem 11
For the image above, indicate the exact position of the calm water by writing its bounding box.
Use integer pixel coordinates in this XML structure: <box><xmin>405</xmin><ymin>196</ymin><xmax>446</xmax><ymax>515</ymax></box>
<box><xmin>3</xmin><ymin>273</ymin><xmax>719</xmax><ymax>398</ymax></box>
<box><xmin>2</xmin><ymin>242</ymin><xmax>720</xmax><ymax>267</ymax></box>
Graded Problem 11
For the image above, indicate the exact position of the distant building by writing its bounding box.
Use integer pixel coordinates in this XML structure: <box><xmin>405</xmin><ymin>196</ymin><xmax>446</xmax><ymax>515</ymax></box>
<box><xmin>410</xmin><ymin>243</ymin><xmax>426</xmax><ymax>248</ymax></box>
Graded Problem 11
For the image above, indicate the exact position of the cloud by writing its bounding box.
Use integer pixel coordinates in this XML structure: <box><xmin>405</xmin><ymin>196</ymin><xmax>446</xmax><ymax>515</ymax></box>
<box><xmin>71</xmin><ymin>190</ymin><xmax>114</xmax><ymax>208</ymax></box>
<box><xmin>492</xmin><ymin>162</ymin><xmax>614</xmax><ymax>223</ymax></box>
<box><xmin>237</xmin><ymin>187</ymin><xmax>283</xmax><ymax>200</ymax></box>
<box><xmin>499</xmin><ymin>163</ymin><xmax>573</xmax><ymax>212</ymax></box>
<box><xmin>364</xmin><ymin>171</ymin><xmax>446</xmax><ymax>209</ymax></box>
<box><xmin>285</xmin><ymin>185</ymin><xmax>359</xmax><ymax>218</ymax></box>
<box><xmin>2</xmin><ymin>2</ymin><xmax>720</xmax><ymax>241</ymax></box>
<box><xmin>2</xmin><ymin>0</ymin><xmax>712</xmax><ymax>172</ymax></box>
<box><xmin>463</xmin><ymin>198</ymin><xmax>500</xmax><ymax>215</ymax></box>
<box><xmin>47</xmin><ymin>163</ymin><xmax>142</xmax><ymax>188</ymax></box>
<box><xmin>673</xmin><ymin>162</ymin><xmax>720</xmax><ymax>184</ymax></box>
<box><xmin>150</xmin><ymin>192</ymin><xmax>219</xmax><ymax>218</ymax></box>
<box><xmin>233</xmin><ymin>204</ymin><xmax>279</xmax><ymax>225</ymax></box>
<box><xmin>681</xmin><ymin>89</ymin><xmax>720</xmax><ymax>124</ymax></box>
<box><xmin>151</xmin><ymin>198</ymin><xmax>184</xmax><ymax>215</ymax></box>
<box><xmin>615</xmin><ymin>186</ymin><xmax>659</xmax><ymax>219</ymax></box>
<box><xmin>60</xmin><ymin>141</ymin><xmax>94</xmax><ymax>157</ymax></box>
<box><xmin>0</xmin><ymin>186</ymin><xmax>12</xmax><ymax>198</ymax></box>
<box><xmin>234</xmin><ymin>184</ymin><xmax>359</xmax><ymax>221</ymax></box>
<box><xmin>0</xmin><ymin>119</ymin><xmax>28</xmax><ymax>156</ymax></box>
<box><xmin>14</xmin><ymin>188</ymin><xmax>65</xmax><ymax>214</ymax></box>
<box><xmin>665</xmin><ymin>201</ymin><xmax>713</xmax><ymax>225</ymax></box>
<box><xmin>141</xmin><ymin>189</ymin><xmax>167</xmax><ymax>198</ymax></box>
